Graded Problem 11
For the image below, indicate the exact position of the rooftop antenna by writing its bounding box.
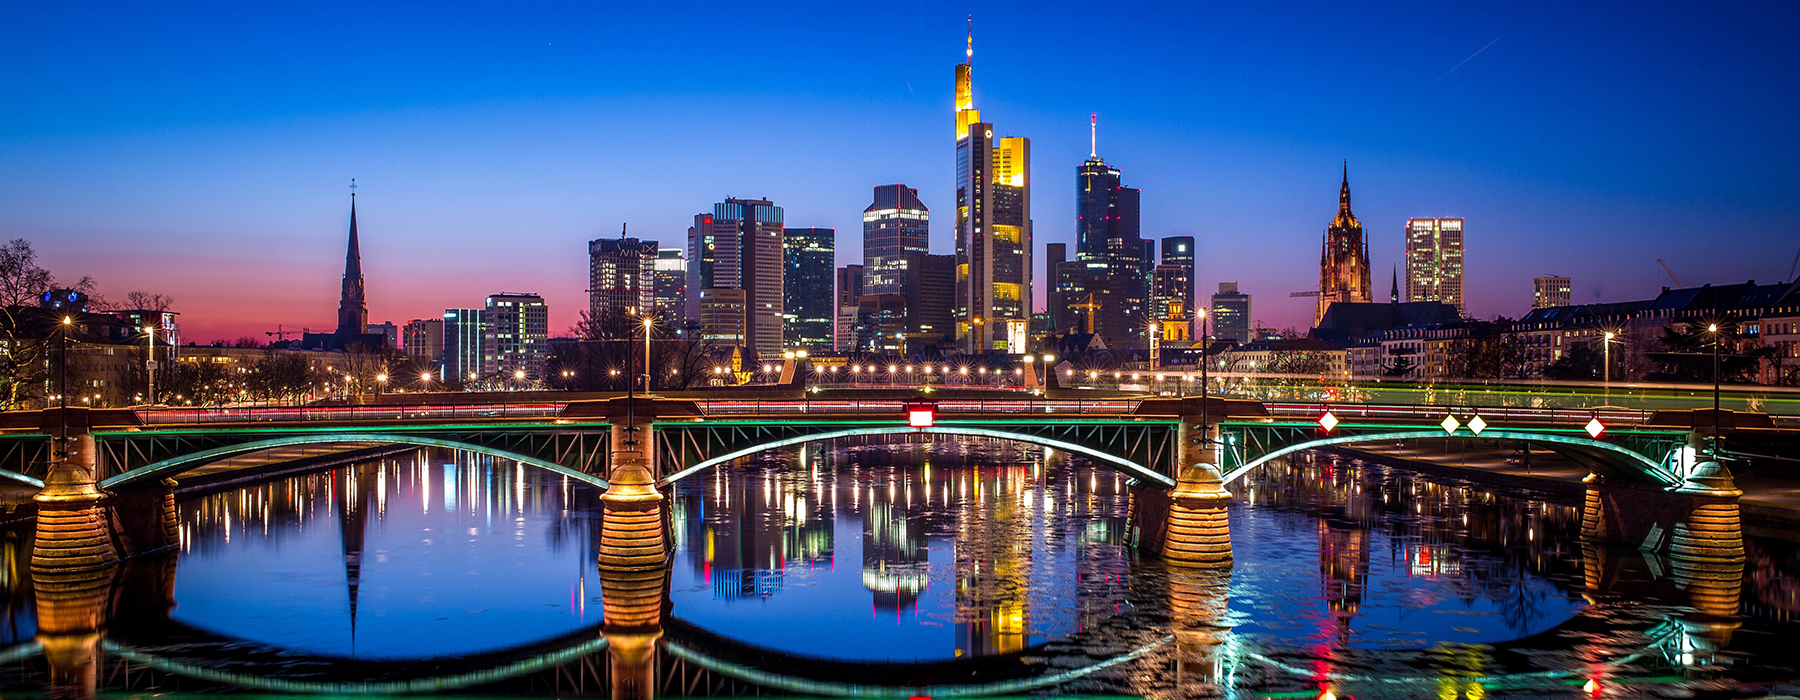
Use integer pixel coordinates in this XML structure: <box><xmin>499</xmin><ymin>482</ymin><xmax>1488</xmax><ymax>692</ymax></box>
<box><xmin>966</xmin><ymin>15</ymin><xmax>973</xmax><ymax>64</ymax></box>
<box><xmin>349</xmin><ymin>177</ymin><xmax>356</xmax><ymax>198</ymax></box>
<box><xmin>1090</xmin><ymin>113</ymin><xmax>1098</xmax><ymax>159</ymax></box>
<box><xmin>621</xmin><ymin>222</ymin><xmax>627</xmax><ymax>239</ymax></box>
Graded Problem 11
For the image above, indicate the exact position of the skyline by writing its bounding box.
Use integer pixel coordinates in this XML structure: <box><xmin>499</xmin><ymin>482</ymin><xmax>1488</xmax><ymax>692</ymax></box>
<box><xmin>5</xmin><ymin>2</ymin><xmax>1798</xmax><ymax>342</ymax></box>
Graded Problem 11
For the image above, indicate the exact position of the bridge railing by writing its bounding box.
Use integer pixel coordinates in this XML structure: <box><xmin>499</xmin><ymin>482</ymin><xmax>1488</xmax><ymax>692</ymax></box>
<box><xmin>1260</xmin><ymin>402</ymin><xmax>1659</xmax><ymax>427</ymax></box>
<box><xmin>135</xmin><ymin>404</ymin><xmax>566</xmax><ymax>425</ymax></box>
<box><xmin>693</xmin><ymin>399</ymin><xmax>1141</xmax><ymax>416</ymax></box>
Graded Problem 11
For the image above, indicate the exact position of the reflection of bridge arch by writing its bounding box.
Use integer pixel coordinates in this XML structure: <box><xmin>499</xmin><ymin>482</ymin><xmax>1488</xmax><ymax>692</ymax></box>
<box><xmin>100</xmin><ymin>637</ymin><xmax>610</xmax><ymax>694</ymax></box>
<box><xmin>99</xmin><ymin>434</ymin><xmax>610</xmax><ymax>490</ymax></box>
<box><xmin>1218</xmin><ymin>428</ymin><xmax>1683</xmax><ymax>487</ymax></box>
<box><xmin>657</xmin><ymin>425</ymin><xmax>1177</xmax><ymax>488</ymax></box>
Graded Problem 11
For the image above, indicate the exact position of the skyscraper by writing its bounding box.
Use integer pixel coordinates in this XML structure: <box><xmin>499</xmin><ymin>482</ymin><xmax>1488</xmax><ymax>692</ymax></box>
<box><xmin>835</xmin><ymin>265</ymin><xmax>864</xmax><ymax>352</ymax></box>
<box><xmin>902</xmin><ymin>253</ymin><xmax>956</xmax><ymax>343</ymax></box>
<box><xmin>953</xmin><ymin>27</ymin><xmax>1032</xmax><ymax>353</ymax></box>
<box><xmin>863</xmin><ymin>185</ymin><xmax>930</xmax><ymax>296</ymax></box>
<box><xmin>1404</xmin><ymin>217</ymin><xmax>1466</xmax><ymax>316</ymax></box>
<box><xmin>654</xmin><ymin>248</ymin><xmax>688</xmax><ymax>329</ymax></box>
<box><xmin>334</xmin><ymin>192</ymin><xmax>368</xmax><ymax>347</ymax></box>
<box><xmin>1161</xmin><ymin>235</ymin><xmax>1196</xmax><ymax>316</ymax></box>
<box><xmin>784</xmin><ymin>227</ymin><xmax>835</xmax><ymax>352</ymax></box>
<box><xmin>1073</xmin><ymin>116</ymin><xmax>1146</xmax><ymax>347</ymax></box>
<box><xmin>442</xmin><ymin>308</ymin><xmax>485</xmax><ymax>382</ymax></box>
<box><xmin>588</xmin><ymin>232</ymin><xmax>658</xmax><ymax>320</ymax></box>
<box><xmin>1044</xmin><ymin>242</ymin><xmax>1071</xmax><ymax>330</ymax></box>
<box><xmin>1211</xmin><ymin>282</ymin><xmax>1252</xmax><ymax>344</ymax></box>
<box><xmin>1534</xmin><ymin>275</ymin><xmax>1571</xmax><ymax>309</ymax></box>
<box><xmin>688</xmin><ymin>198</ymin><xmax>786</xmax><ymax>357</ymax></box>
<box><xmin>482</xmin><ymin>293</ymin><xmax>548</xmax><ymax>380</ymax></box>
<box><xmin>1318</xmin><ymin>164</ymin><xmax>1372</xmax><ymax>325</ymax></box>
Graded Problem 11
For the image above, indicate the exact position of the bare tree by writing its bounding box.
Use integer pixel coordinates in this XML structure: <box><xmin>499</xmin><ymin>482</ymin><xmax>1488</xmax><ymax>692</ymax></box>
<box><xmin>124</xmin><ymin>291</ymin><xmax>175</xmax><ymax>312</ymax></box>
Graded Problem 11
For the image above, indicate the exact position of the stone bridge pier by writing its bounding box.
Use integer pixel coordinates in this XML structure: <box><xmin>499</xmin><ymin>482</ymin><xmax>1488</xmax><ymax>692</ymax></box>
<box><xmin>592</xmin><ymin>398</ymin><xmax>672</xmax><ymax>700</ymax></box>
<box><xmin>1128</xmin><ymin>402</ymin><xmax>1233</xmax><ymax>568</ymax></box>
<box><xmin>1581</xmin><ymin>432</ymin><xmax>1745</xmax><ymax>570</ymax></box>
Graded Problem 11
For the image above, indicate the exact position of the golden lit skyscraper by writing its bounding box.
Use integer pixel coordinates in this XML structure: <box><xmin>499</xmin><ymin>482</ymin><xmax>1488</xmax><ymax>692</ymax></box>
<box><xmin>1318</xmin><ymin>164</ymin><xmax>1372</xmax><ymax>325</ymax></box>
<box><xmin>1404</xmin><ymin>217</ymin><xmax>1466</xmax><ymax>316</ymax></box>
<box><xmin>954</xmin><ymin>22</ymin><xmax>1032</xmax><ymax>353</ymax></box>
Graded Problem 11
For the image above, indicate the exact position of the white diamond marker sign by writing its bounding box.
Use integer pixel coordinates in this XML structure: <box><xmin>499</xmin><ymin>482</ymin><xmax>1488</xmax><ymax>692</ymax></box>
<box><xmin>1585</xmin><ymin>418</ymin><xmax>1605</xmax><ymax>438</ymax></box>
<box><xmin>1319</xmin><ymin>411</ymin><xmax>1339</xmax><ymax>433</ymax></box>
<box><xmin>1441</xmin><ymin>415</ymin><xmax>1461</xmax><ymax>434</ymax></box>
<box><xmin>1467</xmin><ymin>415</ymin><xmax>1487</xmax><ymax>435</ymax></box>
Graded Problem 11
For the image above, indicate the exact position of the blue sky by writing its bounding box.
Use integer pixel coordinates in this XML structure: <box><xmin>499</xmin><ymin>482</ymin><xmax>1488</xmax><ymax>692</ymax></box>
<box><xmin>3</xmin><ymin>1</ymin><xmax>1796</xmax><ymax>340</ymax></box>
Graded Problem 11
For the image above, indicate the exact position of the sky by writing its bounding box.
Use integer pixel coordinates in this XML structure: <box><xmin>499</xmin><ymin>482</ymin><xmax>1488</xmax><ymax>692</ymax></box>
<box><xmin>3</xmin><ymin>1</ymin><xmax>1797</xmax><ymax>343</ymax></box>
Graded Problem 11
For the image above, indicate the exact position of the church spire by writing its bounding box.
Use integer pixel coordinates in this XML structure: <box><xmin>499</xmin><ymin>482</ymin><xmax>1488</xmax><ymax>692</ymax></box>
<box><xmin>334</xmin><ymin>181</ymin><xmax>368</xmax><ymax>345</ymax></box>
<box><xmin>1338</xmin><ymin>161</ymin><xmax>1352</xmax><ymax>215</ymax></box>
<box><xmin>1391</xmin><ymin>265</ymin><xmax>1400</xmax><ymax>303</ymax></box>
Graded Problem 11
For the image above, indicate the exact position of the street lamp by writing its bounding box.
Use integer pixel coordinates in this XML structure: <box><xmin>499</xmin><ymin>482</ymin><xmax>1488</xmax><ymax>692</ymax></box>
<box><xmin>141</xmin><ymin>324</ymin><xmax>158</xmax><ymax>406</ymax></box>
<box><xmin>1197</xmin><ymin>308</ymin><xmax>1210</xmax><ymax>446</ymax></box>
<box><xmin>376</xmin><ymin>373</ymin><xmax>388</xmax><ymax>396</ymax></box>
<box><xmin>60</xmin><ymin>315</ymin><xmax>72</xmax><ymax>459</ymax></box>
<box><xmin>641</xmin><ymin>316</ymin><xmax>654</xmax><ymax>392</ymax></box>
<box><xmin>1707</xmin><ymin>323</ymin><xmax>1721</xmax><ymax>457</ymax></box>
<box><xmin>1602</xmin><ymin>331</ymin><xmax>1615</xmax><ymax>384</ymax></box>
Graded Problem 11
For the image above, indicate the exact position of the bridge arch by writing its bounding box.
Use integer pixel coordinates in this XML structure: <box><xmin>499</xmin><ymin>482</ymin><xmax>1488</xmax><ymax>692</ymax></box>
<box><xmin>99</xmin><ymin>434</ymin><xmax>610</xmax><ymax>491</ymax></box>
<box><xmin>1218</xmin><ymin>429</ymin><xmax>1678</xmax><ymax>486</ymax></box>
<box><xmin>658</xmin><ymin>426</ymin><xmax>1177</xmax><ymax>488</ymax></box>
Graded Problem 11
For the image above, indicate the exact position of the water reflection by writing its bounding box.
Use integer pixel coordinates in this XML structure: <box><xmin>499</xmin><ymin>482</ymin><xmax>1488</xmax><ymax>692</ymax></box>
<box><xmin>0</xmin><ymin>439</ymin><xmax>1791</xmax><ymax>698</ymax></box>
<box><xmin>667</xmin><ymin>438</ymin><xmax>1134</xmax><ymax>662</ymax></box>
<box><xmin>172</xmin><ymin>448</ymin><xmax>606</xmax><ymax>658</ymax></box>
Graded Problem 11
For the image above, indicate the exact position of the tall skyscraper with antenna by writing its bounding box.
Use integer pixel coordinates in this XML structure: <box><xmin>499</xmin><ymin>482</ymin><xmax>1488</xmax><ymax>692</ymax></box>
<box><xmin>953</xmin><ymin>19</ymin><xmax>1032</xmax><ymax>354</ymax></box>
<box><xmin>1073</xmin><ymin>114</ymin><xmax>1147</xmax><ymax>347</ymax></box>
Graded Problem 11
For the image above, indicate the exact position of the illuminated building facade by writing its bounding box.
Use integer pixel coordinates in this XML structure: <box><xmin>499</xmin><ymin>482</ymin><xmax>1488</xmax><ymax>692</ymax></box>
<box><xmin>784</xmin><ymin>227</ymin><xmax>836</xmax><ymax>353</ymax></box>
<box><xmin>902</xmin><ymin>253</ymin><xmax>956</xmax><ymax>346</ymax></box>
<box><xmin>481</xmin><ymin>293</ymin><xmax>548</xmax><ymax>380</ymax></box>
<box><xmin>1073</xmin><ymin>130</ymin><xmax>1146</xmax><ymax>348</ymax></box>
<box><xmin>863</xmin><ymin>185</ymin><xmax>930</xmax><ymax>296</ymax></box>
<box><xmin>1404</xmin><ymin>217</ymin><xmax>1466</xmax><ymax>316</ymax></box>
<box><xmin>688</xmin><ymin>198</ymin><xmax>786</xmax><ymax>358</ymax></box>
<box><xmin>1210</xmin><ymin>282</ymin><xmax>1252</xmax><ymax>344</ymax></box>
<box><xmin>402</xmin><ymin>318</ymin><xmax>443</xmax><ymax>366</ymax></box>
<box><xmin>953</xmin><ymin>29</ymin><xmax>1032</xmax><ymax>353</ymax></box>
<box><xmin>654</xmin><ymin>248</ymin><xmax>688</xmax><ymax>329</ymax></box>
<box><xmin>1160</xmin><ymin>235</ymin><xmax>1195</xmax><ymax>315</ymax></box>
<box><xmin>698</xmin><ymin>288</ymin><xmax>747</xmax><ymax>346</ymax></box>
<box><xmin>441</xmin><ymin>308</ymin><xmax>485</xmax><ymax>382</ymax></box>
<box><xmin>1534</xmin><ymin>274</ymin><xmax>1571</xmax><ymax>310</ymax></box>
<box><xmin>835</xmin><ymin>265</ymin><xmax>863</xmax><ymax>352</ymax></box>
<box><xmin>587</xmin><ymin>235</ymin><xmax>658</xmax><ymax>320</ymax></box>
<box><xmin>1318</xmin><ymin>165</ymin><xmax>1373</xmax><ymax>325</ymax></box>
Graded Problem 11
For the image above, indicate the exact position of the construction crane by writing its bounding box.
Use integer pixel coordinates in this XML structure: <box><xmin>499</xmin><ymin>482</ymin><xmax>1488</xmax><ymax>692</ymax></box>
<box><xmin>1071</xmin><ymin>293</ymin><xmax>1101</xmax><ymax>334</ymax></box>
<box><xmin>1656</xmin><ymin>259</ymin><xmax>1684</xmax><ymax>288</ymax></box>
<box><xmin>265</xmin><ymin>325</ymin><xmax>308</xmax><ymax>342</ymax></box>
<box><xmin>1289</xmin><ymin>290</ymin><xmax>1319</xmax><ymax>298</ymax></box>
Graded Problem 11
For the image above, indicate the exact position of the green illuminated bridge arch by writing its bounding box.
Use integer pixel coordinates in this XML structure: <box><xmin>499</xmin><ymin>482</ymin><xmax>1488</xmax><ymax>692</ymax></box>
<box><xmin>1214</xmin><ymin>421</ymin><xmax>1690</xmax><ymax>486</ymax></box>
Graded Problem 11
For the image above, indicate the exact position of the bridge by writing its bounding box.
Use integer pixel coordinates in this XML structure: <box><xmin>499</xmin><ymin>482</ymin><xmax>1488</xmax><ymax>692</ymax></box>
<box><xmin>7</xmin><ymin>484</ymin><xmax>1760</xmax><ymax>699</ymax></box>
<box><xmin>7</xmin><ymin>390</ymin><xmax>1768</xmax><ymax>570</ymax></box>
<box><xmin>8</xmin><ymin>387</ymin><xmax>1786</xmax><ymax>699</ymax></box>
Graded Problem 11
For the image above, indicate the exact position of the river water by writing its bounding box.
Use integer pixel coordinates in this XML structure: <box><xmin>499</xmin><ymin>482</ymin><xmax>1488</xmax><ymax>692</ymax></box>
<box><xmin>0</xmin><ymin>438</ymin><xmax>1795</xmax><ymax>698</ymax></box>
